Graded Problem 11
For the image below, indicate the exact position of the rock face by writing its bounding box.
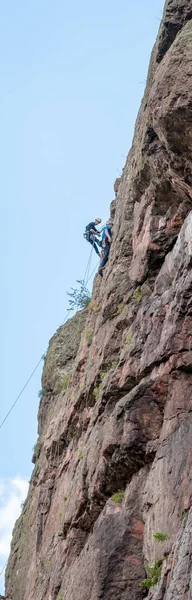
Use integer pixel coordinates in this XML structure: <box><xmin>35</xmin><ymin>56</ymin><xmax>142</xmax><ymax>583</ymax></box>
<box><xmin>5</xmin><ymin>1</ymin><xmax>192</xmax><ymax>599</ymax></box>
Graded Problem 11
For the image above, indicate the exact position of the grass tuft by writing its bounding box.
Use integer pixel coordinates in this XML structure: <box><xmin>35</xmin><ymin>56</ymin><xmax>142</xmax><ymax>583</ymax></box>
<box><xmin>154</xmin><ymin>532</ymin><xmax>170</xmax><ymax>542</ymax></box>
<box><xmin>111</xmin><ymin>490</ymin><xmax>124</xmax><ymax>503</ymax></box>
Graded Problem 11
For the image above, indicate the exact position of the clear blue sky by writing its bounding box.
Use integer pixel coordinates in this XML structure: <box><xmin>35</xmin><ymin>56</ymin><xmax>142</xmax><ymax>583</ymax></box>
<box><xmin>2</xmin><ymin>1</ymin><xmax>164</xmax><ymax>485</ymax></box>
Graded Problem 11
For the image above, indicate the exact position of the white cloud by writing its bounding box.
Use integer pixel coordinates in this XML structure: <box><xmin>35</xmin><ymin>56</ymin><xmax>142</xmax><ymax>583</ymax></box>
<box><xmin>0</xmin><ymin>477</ymin><xmax>29</xmax><ymax>595</ymax></box>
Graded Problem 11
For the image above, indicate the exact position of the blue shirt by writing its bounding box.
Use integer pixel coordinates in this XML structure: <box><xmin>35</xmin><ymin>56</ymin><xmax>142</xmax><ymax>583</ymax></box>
<box><xmin>101</xmin><ymin>225</ymin><xmax>112</xmax><ymax>243</ymax></box>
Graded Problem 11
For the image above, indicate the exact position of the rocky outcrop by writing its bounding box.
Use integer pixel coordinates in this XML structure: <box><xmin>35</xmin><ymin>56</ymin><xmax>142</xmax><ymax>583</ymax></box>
<box><xmin>5</xmin><ymin>1</ymin><xmax>192</xmax><ymax>599</ymax></box>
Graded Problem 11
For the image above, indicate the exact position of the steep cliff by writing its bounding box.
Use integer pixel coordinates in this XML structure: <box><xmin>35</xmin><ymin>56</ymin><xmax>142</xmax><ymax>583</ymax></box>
<box><xmin>6</xmin><ymin>1</ymin><xmax>192</xmax><ymax>599</ymax></box>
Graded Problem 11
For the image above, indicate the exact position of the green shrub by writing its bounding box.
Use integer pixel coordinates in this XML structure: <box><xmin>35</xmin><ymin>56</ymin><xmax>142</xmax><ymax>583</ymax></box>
<box><xmin>111</xmin><ymin>490</ymin><xmax>124</xmax><ymax>503</ymax></box>
<box><xmin>154</xmin><ymin>532</ymin><xmax>170</xmax><ymax>542</ymax></box>
<box><xmin>67</xmin><ymin>280</ymin><xmax>91</xmax><ymax>310</ymax></box>
<box><xmin>38</xmin><ymin>388</ymin><xmax>45</xmax><ymax>399</ymax></box>
<box><xmin>56</xmin><ymin>594</ymin><xmax>64</xmax><ymax>600</ymax></box>
<box><xmin>139</xmin><ymin>559</ymin><xmax>166</xmax><ymax>590</ymax></box>
<box><xmin>63</xmin><ymin>496</ymin><xmax>68</xmax><ymax>503</ymax></box>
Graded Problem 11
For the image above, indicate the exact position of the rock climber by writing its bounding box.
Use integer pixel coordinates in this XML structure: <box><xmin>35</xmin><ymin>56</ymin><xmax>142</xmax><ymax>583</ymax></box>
<box><xmin>98</xmin><ymin>219</ymin><xmax>113</xmax><ymax>277</ymax></box>
<box><xmin>84</xmin><ymin>218</ymin><xmax>103</xmax><ymax>257</ymax></box>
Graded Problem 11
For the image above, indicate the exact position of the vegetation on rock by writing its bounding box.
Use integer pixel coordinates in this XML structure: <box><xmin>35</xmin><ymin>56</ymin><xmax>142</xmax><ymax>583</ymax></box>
<box><xmin>124</xmin><ymin>332</ymin><xmax>132</xmax><ymax>349</ymax></box>
<box><xmin>116</xmin><ymin>303</ymin><xmax>124</xmax><ymax>315</ymax></box>
<box><xmin>132</xmin><ymin>286</ymin><xmax>145</xmax><ymax>301</ymax></box>
<box><xmin>154</xmin><ymin>532</ymin><xmax>170</xmax><ymax>542</ymax></box>
<box><xmin>140</xmin><ymin>557</ymin><xmax>167</xmax><ymax>590</ymax></box>
<box><xmin>32</xmin><ymin>439</ymin><xmax>41</xmax><ymax>463</ymax></box>
<box><xmin>67</xmin><ymin>280</ymin><xmax>91</xmax><ymax>310</ymax></box>
<box><xmin>111</xmin><ymin>490</ymin><xmax>124</xmax><ymax>503</ymax></box>
<box><xmin>77</xmin><ymin>450</ymin><xmax>83</xmax><ymax>461</ymax></box>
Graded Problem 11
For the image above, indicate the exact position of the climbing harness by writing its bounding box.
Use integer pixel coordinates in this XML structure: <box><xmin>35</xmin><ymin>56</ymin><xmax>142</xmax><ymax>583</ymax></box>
<box><xmin>83</xmin><ymin>220</ymin><xmax>102</xmax><ymax>246</ymax></box>
<box><xmin>83</xmin><ymin>230</ymin><xmax>89</xmax><ymax>242</ymax></box>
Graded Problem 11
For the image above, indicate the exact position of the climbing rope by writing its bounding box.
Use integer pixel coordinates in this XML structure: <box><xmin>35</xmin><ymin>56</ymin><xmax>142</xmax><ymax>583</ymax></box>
<box><xmin>83</xmin><ymin>246</ymin><xmax>92</xmax><ymax>286</ymax></box>
<box><xmin>83</xmin><ymin>222</ymin><xmax>106</xmax><ymax>287</ymax></box>
<box><xmin>0</xmin><ymin>310</ymin><xmax>73</xmax><ymax>431</ymax></box>
<box><xmin>84</xmin><ymin>244</ymin><xmax>94</xmax><ymax>286</ymax></box>
<box><xmin>0</xmin><ymin>250</ymin><xmax>99</xmax><ymax>431</ymax></box>
<box><xmin>62</xmin><ymin>308</ymin><xmax>73</xmax><ymax>325</ymax></box>
<box><xmin>86</xmin><ymin>259</ymin><xmax>99</xmax><ymax>284</ymax></box>
<box><xmin>0</xmin><ymin>560</ymin><xmax>7</xmax><ymax>577</ymax></box>
<box><xmin>0</xmin><ymin>358</ymin><xmax>43</xmax><ymax>430</ymax></box>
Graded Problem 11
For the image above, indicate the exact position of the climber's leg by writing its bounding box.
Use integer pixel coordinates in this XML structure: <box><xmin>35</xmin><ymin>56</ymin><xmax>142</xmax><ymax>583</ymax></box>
<box><xmin>98</xmin><ymin>244</ymin><xmax>110</xmax><ymax>275</ymax></box>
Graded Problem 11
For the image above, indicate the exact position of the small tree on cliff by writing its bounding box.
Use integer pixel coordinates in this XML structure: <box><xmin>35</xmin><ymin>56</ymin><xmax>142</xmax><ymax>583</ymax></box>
<box><xmin>67</xmin><ymin>280</ymin><xmax>91</xmax><ymax>311</ymax></box>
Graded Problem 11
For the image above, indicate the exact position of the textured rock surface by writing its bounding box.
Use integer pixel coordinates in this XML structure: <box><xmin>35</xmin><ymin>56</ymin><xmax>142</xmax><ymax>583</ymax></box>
<box><xmin>5</xmin><ymin>1</ymin><xmax>192</xmax><ymax>599</ymax></box>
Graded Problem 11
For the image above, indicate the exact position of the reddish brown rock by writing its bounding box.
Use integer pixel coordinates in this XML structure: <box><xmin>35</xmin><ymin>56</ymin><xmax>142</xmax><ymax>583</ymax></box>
<box><xmin>5</xmin><ymin>1</ymin><xmax>192</xmax><ymax>599</ymax></box>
